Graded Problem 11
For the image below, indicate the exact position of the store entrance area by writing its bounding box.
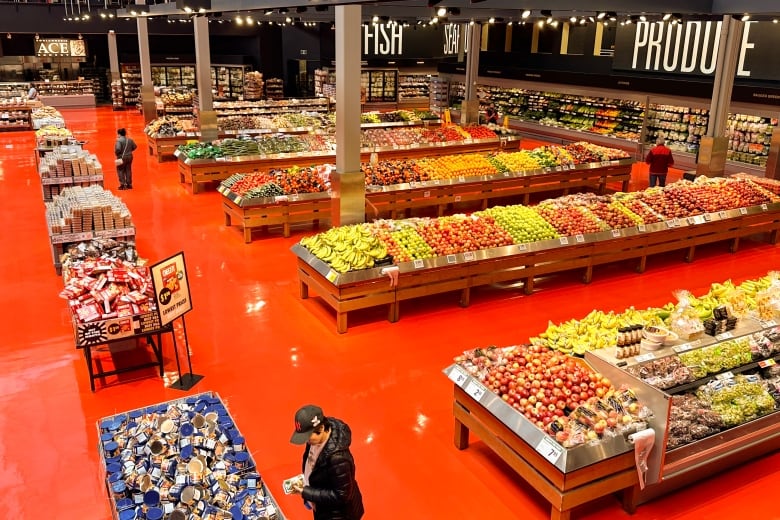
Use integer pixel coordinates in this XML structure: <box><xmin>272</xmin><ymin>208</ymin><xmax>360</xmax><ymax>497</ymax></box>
<box><xmin>0</xmin><ymin>106</ymin><xmax>777</xmax><ymax>519</ymax></box>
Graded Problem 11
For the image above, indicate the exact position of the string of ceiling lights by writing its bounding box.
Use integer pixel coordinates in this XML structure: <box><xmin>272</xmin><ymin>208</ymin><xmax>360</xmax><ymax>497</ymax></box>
<box><xmin>58</xmin><ymin>5</ymin><xmax>780</xmax><ymax>26</ymax></box>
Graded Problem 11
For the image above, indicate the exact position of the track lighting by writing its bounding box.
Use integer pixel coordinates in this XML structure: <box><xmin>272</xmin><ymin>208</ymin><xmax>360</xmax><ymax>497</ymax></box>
<box><xmin>521</xmin><ymin>10</ymin><xmax>531</xmax><ymax>19</ymax></box>
<box><xmin>741</xmin><ymin>14</ymin><xmax>750</xmax><ymax>22</ymax></box>
<box><xmin>639</xmin><ymin>14</ymin><xmax>647</xmax><ymax>22</ymax></box>
<box><xmin>264</xmin><ymin>9</ymin><xmax>273</xmax><ymax>15</ymax></box>
<box><xmin>569</xmin><ymin>16</ymin><xmax>576</xmax><ymax>23</ymax></box>
<box><xmin>597</xmin><ymin>12</ymin><xmax>606</xmax><ymax>20</ymax></box>
<box><xmin>372</xmin><ymin>15</ymin><xmax>379</xmax><ymax>23</ymax></box>
<box><xmin>436</xmin><ymin>7</ymin><xmax>446</xmax><ymax>17</ymax></box>
<box><xmin>488</xmin><ymin>17</ymin><xmax>495</xmax><ymax>24</ymax></box>
<box><xmin>663</xmin><ymin>13</ymin><xmax>672</xmax><ymax>21</ymax></box>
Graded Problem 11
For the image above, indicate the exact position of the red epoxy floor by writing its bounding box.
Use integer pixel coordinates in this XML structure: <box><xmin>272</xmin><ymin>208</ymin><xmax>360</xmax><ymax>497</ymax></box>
<box><xmin>0</xmin><ymin>107</ymin><xmax>778</xmax><ymax>519</ymax></box>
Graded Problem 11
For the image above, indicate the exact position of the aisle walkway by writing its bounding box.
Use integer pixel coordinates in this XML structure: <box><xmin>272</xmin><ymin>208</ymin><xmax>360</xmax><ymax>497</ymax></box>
<box><xmin>0</xmin><ymin>107</ymin><xmax>777</xmax><ymax>519</ymax></box>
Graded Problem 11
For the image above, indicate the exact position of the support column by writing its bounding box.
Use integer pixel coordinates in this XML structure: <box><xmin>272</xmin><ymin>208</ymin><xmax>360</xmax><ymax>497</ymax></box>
<box><xmin>766</xmin><ymin>128</ymin><xmax>780</xmax><ymax>180</ymax></box>
<box><xmin>107</xmin><ymin>30</ymin><xmax>120</xmax><ymax>84</ymax></box>
<box><xmin>193</xmin><ymin>15</ymin><xmax>217</xmax><ymax>143</ymax></box>
<box><xmin>136</xmin><ymin>1</ymin><xmax>155</xmax><ymax>123</ymax></box>
<box><xmin>461</xmin><ymin>23</ymin><xmax>482</xmax><ymax>125</ymax></box>
<box><xmin>331</xmin><ymin>4</ymin><xmax>364</xmax><ymax>227</ymax></box>
<box><xmin>698</xmin><ymin>16</ymin><xmax>743</xmax><ymax>177</ymax></box>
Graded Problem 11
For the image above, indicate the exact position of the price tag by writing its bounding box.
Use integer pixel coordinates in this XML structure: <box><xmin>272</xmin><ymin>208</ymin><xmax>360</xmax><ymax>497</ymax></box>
<box><xmin>555</xmin><ymin>166</ymin><xmax>562</xmax><ymax>172</ymax></box>
<box><xmin>517</xmin><ymin>244</ymin><xmax>528</xmax><ymax>251</ymax></box>
<box><xmin>758</xmin><ymin>358</ymin><xmax>776</xmax><ymax>368</ymax></box>
<box><xmin>559</xmin><ymin>237</ymin><xmax>569</xmax><ymax>245</ymax></box>
<box><xmin>458</xmin><ymin>176</ymin><xmax>466</xmax><ymax>183</ymax></box>
<box><xmin>503</xmin><ymin>171</ymin><xmax>511</xmax><ymax>177</ymax></box>
<box><xmin>761</xmin><ymin>320</ymin><xmax>778</xmax><ymax>328</ymax></box>
<box><xmin>575</xmin><ymin>234</ymin><xmax>585</xmax><ymax>243</ymax></box>
<box><xmin>761</xmin><ymin>203</ymin><xmax>768</xmax><ymax>211</ymax></box>
<box><xmin>611</xmin><ymin>229</ymin><xmax>621</xmax><ymax>238</ymax></box>
<box><xmin>719</xmin><ymin>211</ymin><xmax>727</xmax><ymax>219</ymax></box>
<box><xmin>666</xmin><ymin>220</ymin><xmax>676</xmax><ymax>228</ymax></box>
<box><xmin>413</xmin><ymin>259</ymin><xmax>425</xmax><ymax>269</ymax></box>
<box><xmin>715</xmin><ymin>371</ymin><xmax>735</xmax><ymax>381</ymax></box>
<box><xmin>673</xmin><ymin>339</ymin><xmax>701</xmax><ymax>353</ymax></box>
<box><xmin>433</xmin><ymin>180</ymin><xmax>441</xmax><ymax>185</ymax></box>
<box><xmin>464</xmin><ymin>380</ymin><xmax>487</xmax><ymax>402</ymax></box>
<box><xmin>637</xmin><ymin>224</ymin><xmax>647</xmax><ymax>232</ymax></box>
<box><xmin>739</xmin><ymin>207</ymin><xmax>748</xmax><ymax>215</ymax></box>
<box><xmin>274</xmin><ymin>195</ymin><xmax>289</xmax><ymax>202</ymax></box>
<box><xmin>448</xmin><ymin>366</ymin><xmax>468</xmax><ymax>386</ymax></box>
<box><xmin>423</xmin><ymin>191</ymin><xmax>431</xmax><ymax>198</ymax></box>
<box><xmin>704</xmin><ymin>213</ymin><xmax>712</xmax><ymax>221</ymax></box>
<box><xmin>463</xmin><ymin>252</ymin><xmax>476</xmax><ymax>261</ymax></box>
<box><xmin>687</xmin><ymin>217</ymin><xmax>696</xmax><ymax>225</ymax></box>
<box><xmin>716</xmin><ymin>331</ymin><xmax>733</xmax><ymax>341</ymax></box>
<box><xmin>634</xmin><ymin>353</ymin><xmax>656</xmax><ymax>363</ymax></box>
<box><xmin>543</xmin><ymin>167</ymin><xmax>552</xmax><ymax>173</ymax></box>
<box><xmin>454</xmin><ymin>195</ymin><xmax>462</xmax><ymax>202</ymax></box>
<box><xmin>325</xmin><ymin>270</ymin><xmax>339</xmax><ymax>283</ymax></box>
<box><xmin>535</xmin><ymin>436</ymin><xmax>564</xmax><ymax>465</ymax></box>
<box><xmin>446</xmin><ymin>254</ymin><xmax>457</xmax><ymax>264</ymax></box>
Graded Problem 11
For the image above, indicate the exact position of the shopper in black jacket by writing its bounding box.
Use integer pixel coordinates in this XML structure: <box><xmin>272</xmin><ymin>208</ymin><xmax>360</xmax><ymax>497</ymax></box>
<box><xmin>290</xmin><ymin>405</ymin><xmax>364</xmax><ymax>520</ymax></box>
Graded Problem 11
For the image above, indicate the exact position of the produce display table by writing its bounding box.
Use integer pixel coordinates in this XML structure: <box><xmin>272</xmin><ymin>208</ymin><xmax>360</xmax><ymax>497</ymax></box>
<box><xmin>294</xmin><ymin>203</ymin><xmax>780</xmax><ymax>333</ymax></box>
<box><xmin>221</xmin><ymin>159</ymin><xmax>632</xmax><ymax>242</ymax></box>
<box><xmin>452</xmin><ymin>384</ymin><xmax>639</xmax><ymax>520</ymax></box>
<box><xmin>49</xmin><ymin>227</ymin><xmax>135</xmax><ymax>275</ymax></box>
<box><xmin>178</xmin><ymin>136</ymin><xmax>521</xmax><ymax>194</ymax></box>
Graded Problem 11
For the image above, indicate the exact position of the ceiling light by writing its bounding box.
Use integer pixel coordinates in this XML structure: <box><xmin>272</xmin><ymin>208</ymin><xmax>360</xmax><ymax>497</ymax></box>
<box><xmin>662</xmin><ymin>13</ymin><xmax>672</xmax><ymax>21</ymax></box>
<box><xmin>436</xmin><ymin>7</ymin><xmax>446</xmax><ymax>17</ymax></box>
<box><xmin>551</xmin><ymin>20</ymin><xmax>559</xmax><ymax>27</ymax></box>
<box><xmin>588</xmin><ymin>16</ymin><xmax>595</xmax><ymax>23</ymax></box>
<box><xmin>234</xmin><ymin>15</ymin><xmax>243</xmax><ymax>25</ymax></box>
<box><xmin>639</xmin><ymin>14</ymin><xmax>647</xmax><ymax>22</ymax></box>
<box><xmin>431</xmin><ymin>16</ymin><xmax>439</xmax><ymax>23</ymax></box>
<box><xmin>372</xmin><ymin>15</ymin><xmax>379</xmax><ymax>22</ymax></box>
<box><xmin>508</xmin><ymin>21</ymin><xmax>513</xmax><ymax>26</ymax></box>
<box><xmin>569</xmin><ymin>16</ymin><xmax>576</xmax><ymax>23</ymax></box>
<box><xmin>82</xmin><ymin>14</ymin><xmax>90</xmax><ymax>20</ymax></box>
<box><xmin>537</xmin><ymin>19</ymin><xmax>544</xmax><ymax>28</ymax></box>
<box><xmin>579</xmin><ymin>18</ymin><xmax>586</xmax><ymax>25</ymax></box>
<box><xmin>774</xmin><ymin>19</ymin><xmax>778</xmax><ymax>24</ymax></box>
<box><xmin>521</xmin><ymin>9</ymin><xmax>531</xmax><ymax>19</ymax></box>
<box><xmin>608</xmin><ymin>12</ymin><xmax>617</xmax><ymax>21</ymax></box>
<box><xmin>6</xmin><ymin>33</ymin><xmax>10</xmax><ymax>39</ymax></box>
<box><xmin>264</xmin><ymin>9</ymin><xmax>273</xmax><ymax>15</ymax></box>
<box><xmin>741</xmin><ymin>14</ymin><xmax>750</xmax><ymax>22</ymax></box>
<box><xmin>285</xmin><ymin>16</ymin><xmax>292</xmax><ymax>23</ymax></box>
<box><xmin>488</xmin><ymin>17</ymin><xmax>495</xmax><ymax>24</ymax></box>
<box><xmin>278</xmin><ymin>8</ymin><xmax>288</xmax><ymax>14</ymax></box>
<box><xmin>246</xmin><ymin>15</ymin><xmax>254</xmax><ymax>25</ymax></box>
<box><xmin>546</xmin><ymin>16</ymin><xmax>553</xmax><ymax>24</ymax></box>
<box><xmin>597</xmin><ymin>12</ymin><xmax>606</xmax><ymax>20</ymax></box>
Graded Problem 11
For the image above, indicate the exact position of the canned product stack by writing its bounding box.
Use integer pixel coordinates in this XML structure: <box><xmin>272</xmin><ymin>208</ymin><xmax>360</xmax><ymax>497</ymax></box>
<box><xmin>98</xmin><ymin>392</ymin><xmax>283</xmax><ymax>520</ymax></box>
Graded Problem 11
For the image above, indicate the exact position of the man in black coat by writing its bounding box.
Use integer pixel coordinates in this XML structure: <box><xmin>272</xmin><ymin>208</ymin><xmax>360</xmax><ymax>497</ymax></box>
<box><xmin>290</xmin><ymin>405</ymin><xmax>364</xmax><ymax>520</ymax></box>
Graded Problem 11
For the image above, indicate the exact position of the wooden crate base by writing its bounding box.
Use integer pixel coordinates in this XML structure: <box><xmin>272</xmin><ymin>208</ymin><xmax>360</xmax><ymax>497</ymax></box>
<box><xmin>223</xmin><ymin>197</ymin><xmax>331</xmax><ymax>241</ymax></box>
<box><xmin>453</xmin><ymin>386</ymin><xmax>638</xmax><ymax>520</ymax></box>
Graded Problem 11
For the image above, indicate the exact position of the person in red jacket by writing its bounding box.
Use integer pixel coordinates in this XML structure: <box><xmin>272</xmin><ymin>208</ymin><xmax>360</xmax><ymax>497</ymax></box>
<box><xmin>645</xmin><ymin>136</ymin><xmax>674</xmax><ymax>187</ymax></box>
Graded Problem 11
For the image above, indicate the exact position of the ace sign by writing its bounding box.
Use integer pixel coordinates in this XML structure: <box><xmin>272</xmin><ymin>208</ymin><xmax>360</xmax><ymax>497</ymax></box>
<box><xmin>151</xmin><ymin>251</ymin><xmax>192</xmax><ymax>326</ymax></box>
<box><xmin>35</xmin><ymin>38</ymin><xmax>87</xmax><ymax>58</ymax></box>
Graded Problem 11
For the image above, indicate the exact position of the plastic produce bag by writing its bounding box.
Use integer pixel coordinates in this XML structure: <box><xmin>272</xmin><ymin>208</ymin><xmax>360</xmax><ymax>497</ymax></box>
<box><xmin>669</xmin><ymin>290</ymin><xmax>705</xmax><ymax>340</ymax></box>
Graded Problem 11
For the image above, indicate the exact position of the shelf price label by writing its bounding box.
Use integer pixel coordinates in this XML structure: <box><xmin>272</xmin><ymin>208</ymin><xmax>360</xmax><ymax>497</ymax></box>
<box><xmin>463</xmin><ymin>252</ymin><xmax>476</xmax><ymax>262</ymax></box>
<box><xmin>458</xmin><ymin>176</ymin><xmax>466</xmax><ymax>183</ymax></box>
<box><xmin>423</xmin><ymin>191</ymin><xmax>431</xmax><ymax>198</ymax></box>
<box><xmin>637</xmin><ymin>224</ymin><xmax>647</xmax><ymax>233</ymax></box>
<box><xmin>535</xmin><ymin>436</ymin><xmax>564</xmax><ymax>465</ymax></box>
<box><xmin>503</xmin><ymin>171</ymin><xmax>511</xmax><ymax>177</ymax></box>
<box><xmin>325</xmin><ymin>270</ymin><xmax>339</xmax><ymax>283</ymax></box>
<box><xmin>611</xmin><ymin>229</ymin><xmax>621</xmax><ymax>238</ymax></box>
<box><xmin>716</xmin><ymin>331</ymin><xmax>733</xmax><ymax>341</ymax></box>
<box><xmin>517</xmin><ymin>244</ymin><xmax>528</xmax><ymax>252</ymax></box>
<box><xmin>704</xmin><ymin>213</ymin><xmax>712</xmax><ymax>221</ymax></box>
<box><xmin>666</xmin><ymin>220</ymin><xmax>676</xmax><ymax>228</ymax></box>
<box><xmin>758</xmin><ymin>358</ymin><xmax>776</xmax><ymax>369</ymax></box>
<box><xmin>634</xmin><ymin>353</ymin><xmax>655</xmax><ymax>363</ymax></box>
<box><xmin>673</xmin><ymin>339</ymin><xmax>701</xmax><ymax>353</ymax></box>
<box><xmin>448</xmin><ymin>366</ymin><xmax>469</xmax><ymax>386</ymax></box>
<box><xmin>464</xmin><ymin>380</ymin><xmax>487</xmax><ymax>402</ymax></box>
<box><xmin>446</xmin><ymin>255</ymin><xmax>458</xmax><ymax>264</ymax></box>
<box><xmin>687</xmin><ymin>217</ymin><xmax>696</xmax><ymax>225</ymax></box>
<box><xmin>761</xmin><ymin>320</ymin><xmax>778</xmax><ymax>328</ymax></box>
<box><xmin>761</xmin><ymin>204</ymin><xmax>768</xmax><ymax>211</ymax></box>
<box><xmin>413</xmin><ymin>259</ymin><xmax>425</xmax><ymax>269</ymax></box>
<box><xmin>559</xmin><ymin>237</ymin><xmax>569</xmax><ymax>246</ymax></box>
<box><xmin>715</xmin><ymin>371</ymin><xmax>735</xmax><ymax>381</ymax></box>
<box><xmin>454</xmin><ymin>195</ymin><xmax>462</xmax><ymax>202</ymax></box>
<box><xmin>575</xmin><ymin>234</ymin><xmax>585</xmax><ymax>243</ymax></box>
<box><xmin>739</xmin><ymin>207</ymin><xmax>748</xmax><ymax>215</ymax></box>
<box><xmin>719</xmin><ymin>211</ymin><xmax>728</xmax><ymax>219</ymax></box>
<box><xmin>433</xmin><ymin>180</ymin><xmax>441</xmax><ymax>185</ymax></box>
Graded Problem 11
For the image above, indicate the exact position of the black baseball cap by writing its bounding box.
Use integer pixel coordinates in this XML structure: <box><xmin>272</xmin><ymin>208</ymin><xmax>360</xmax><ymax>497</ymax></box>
<box><xmin>290</xmin><ymin>405</ymin><xmax>325</xmax><ymax>444</ymax></box>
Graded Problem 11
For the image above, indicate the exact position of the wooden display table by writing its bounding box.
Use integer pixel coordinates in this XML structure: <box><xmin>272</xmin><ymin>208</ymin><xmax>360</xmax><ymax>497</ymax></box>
<box><xmin>452</xmin><ymin>385</ymin><xmax>639</xmax><ymax>520</ymax></box>
<box><xmin>222</xmin><ymin>160</ymin><xmax>632</xmax><ymax>242</ymax></box>
<box><xmin>295</xmin><ymin>203</ymin><xmax>780</xmax><ymax>333</ymax></box>
<box><xmin>179</xmin><ymin>137</ymin><xmax>521</xmax><ymax>194</ymax></box>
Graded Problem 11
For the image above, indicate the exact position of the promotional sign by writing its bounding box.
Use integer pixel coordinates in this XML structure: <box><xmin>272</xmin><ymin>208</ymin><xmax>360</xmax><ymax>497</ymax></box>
<box><xmin>151</xmin><ymin>252</ymin><xmax>192</xmax><ymax>326</ymax></box>
<box><xmin>613</xmin><ymin>21</ymin><xmax>779</xmax><ymax>81</ymax></box>
<box><xmin>73</xmin><ymin>311</ymin><xmax>162</xmax><ymax>348</ymax></box>
<box><xmin>35</xmin><ymin>38</ymin><xmax>87</xmax><ymax>58</ymax></box>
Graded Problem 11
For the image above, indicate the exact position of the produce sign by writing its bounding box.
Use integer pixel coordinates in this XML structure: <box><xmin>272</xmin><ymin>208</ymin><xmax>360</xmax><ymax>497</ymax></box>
<box><xmin>296</xmin><ymin>177</ymin><xmax>779</xmax><ymax>273</ymax></box>
<box><xmin>453</xmin><ymin>344</ymin><xmax>651</xmax><ymax>446</ymax></box>
<box><xmin>98</xmin><ymin>393</ymin><xmax>280</xmax><ymax>520</ymax></box>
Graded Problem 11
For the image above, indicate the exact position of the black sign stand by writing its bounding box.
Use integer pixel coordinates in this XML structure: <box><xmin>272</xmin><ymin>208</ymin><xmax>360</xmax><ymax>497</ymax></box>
<box><xmin>168</xmin><ymin>315</ymin><xmax>203</xmax><ymax>391</ymax></box>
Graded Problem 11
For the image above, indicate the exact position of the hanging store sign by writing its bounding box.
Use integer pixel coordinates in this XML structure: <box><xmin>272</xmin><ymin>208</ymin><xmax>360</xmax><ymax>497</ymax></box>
<box><xmin>35</xmin><ymin>38</ymin><xmax>87</xmax><ymax>58</ymax></box>
<box><xmin>361</xmin><ymin>24</ymin><xmax>447</xmax><ymax>59</ymax></box>
<box><xmin>442</xmin><ymin>24</ymin><xmax>471</xmax><ymax>56</ymax></box>
<box><xmin>613</xmin><ymin>21</ymin><xmax>778</xmax><ymax>81</ymax></box>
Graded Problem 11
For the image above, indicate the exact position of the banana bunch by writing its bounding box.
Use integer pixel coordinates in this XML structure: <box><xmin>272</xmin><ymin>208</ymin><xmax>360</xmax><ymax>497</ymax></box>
<box><xmin>300</xmin><ymin>224</ymin><xmax>388</xmax><ymax>273</ymax></box>
<box><xmin>532</xmin><ymin>307</ymin><xmax>664</xmax><ymax>355</ymax></box>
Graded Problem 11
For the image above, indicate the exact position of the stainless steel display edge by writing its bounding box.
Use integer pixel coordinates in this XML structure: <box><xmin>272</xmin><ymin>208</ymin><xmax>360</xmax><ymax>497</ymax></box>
<box><xmin>360</xmin><ymin>119</ymin><xmax>441</xmax><ymax>128</ymax></box>
<box><xmin>289</xmin><ymin>202</ymin><xmax>780</xmax><ymax>286</ymax></box>
<box><xmin>585</xmin><ymin>353</ymin><xmax>669</xmax><ymax>485</ymax></box>
<box><xmin>509</xmin><ymin>118</ymin><xmax>642</xmax><ymax>154</ymax></box>
<box><xmin>442</xmin><ymin>364</ymin><xmax>636</xmax><ymax>473</ymax></box>
<box><xmin>96</xmin><ymin>391</ymin><xmax>286</xmax><ymax>520</ymax></box>
<box><xmin>231</xmin><ymin>191</ymin><xmax>331</xmax><ymax>208</ymax></box>
<box><xmin>365</xmin><ymin>158</ymin><xmax>633</xmax><ymax>193</ymax></box>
